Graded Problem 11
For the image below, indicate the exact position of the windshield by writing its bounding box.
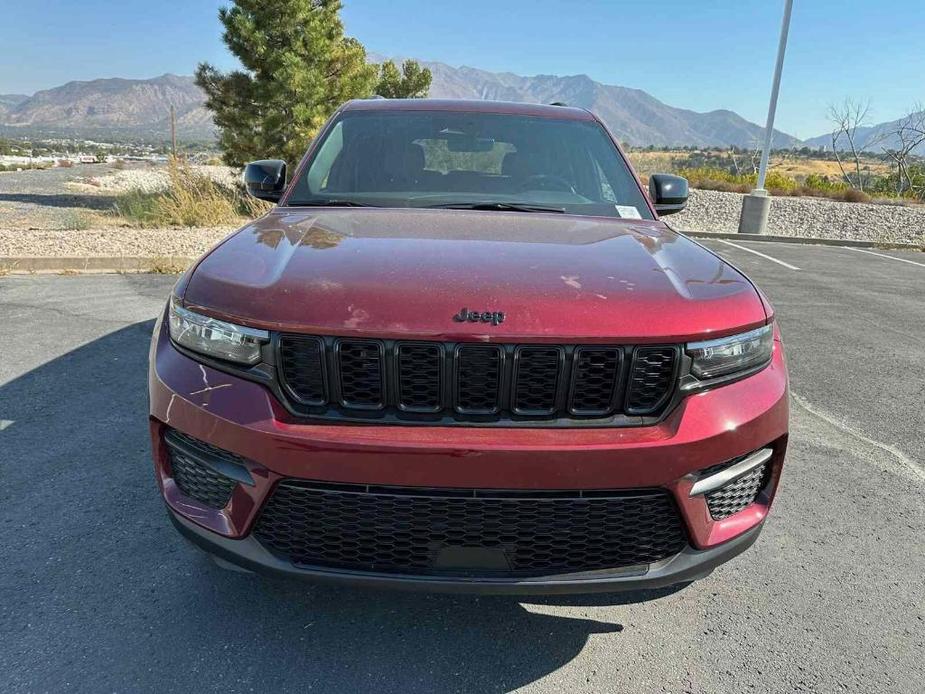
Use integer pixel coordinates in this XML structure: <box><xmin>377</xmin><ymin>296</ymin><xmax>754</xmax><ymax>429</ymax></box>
<box><xmin>286</xmin><ymin>110</ymin><xmax>654</xmax><ymax>219</ymax></box>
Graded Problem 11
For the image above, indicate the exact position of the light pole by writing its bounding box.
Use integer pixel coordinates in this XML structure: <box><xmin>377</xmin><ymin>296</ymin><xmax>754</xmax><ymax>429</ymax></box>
<box><xmin>738</xmin><ymin>0</ymin><xmax>794</xmax><ymax>234</ymax></box>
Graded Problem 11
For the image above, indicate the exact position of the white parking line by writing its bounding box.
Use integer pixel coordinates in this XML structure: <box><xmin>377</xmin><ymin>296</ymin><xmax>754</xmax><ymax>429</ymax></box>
<box><xmin>844</xmin><ymin>247</ymin><xmax>925</xmax><ymax>268</ymax></box>
<box><xmin>717</xmin><ymin>240</ymin><xmax>800</xmax><ymax>270</ymax></box>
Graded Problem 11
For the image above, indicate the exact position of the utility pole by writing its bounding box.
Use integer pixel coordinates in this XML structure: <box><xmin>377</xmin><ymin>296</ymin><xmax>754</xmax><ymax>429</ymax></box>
<box><xmin>738</xmin><ymin>0</ymin><xmax>794</xmax><ymax>234</ymax></box>
<box><xmin>170</xmin><ymin>104</ymin><xmax>177</xmax><ymax>160</ymax></box>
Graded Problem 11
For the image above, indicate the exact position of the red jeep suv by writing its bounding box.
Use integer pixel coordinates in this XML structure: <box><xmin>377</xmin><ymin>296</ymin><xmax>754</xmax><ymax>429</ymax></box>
<box><xmin>149</xmin><ymin>99</ymin><xmax>788</xmax><ymax>593</ymax></box>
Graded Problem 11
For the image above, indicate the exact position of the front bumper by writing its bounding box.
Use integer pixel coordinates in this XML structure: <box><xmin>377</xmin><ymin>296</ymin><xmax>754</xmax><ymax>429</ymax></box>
<box><xmin>169</xmin><ymin>508</ymin><xmax>765</xmax><ymax>595</ymax></box>
<box><xmin>149</xmin><ymin>312</ymin><xmax>789</xmax><ymax>592</ymax></box>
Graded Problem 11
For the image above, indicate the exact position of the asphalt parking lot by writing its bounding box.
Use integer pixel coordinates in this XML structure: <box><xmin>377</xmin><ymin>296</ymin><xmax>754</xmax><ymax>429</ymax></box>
<box><xmin>1</xmin><ymin>239</ymin><xmax>923</xmax><ymax>693</ymax></box>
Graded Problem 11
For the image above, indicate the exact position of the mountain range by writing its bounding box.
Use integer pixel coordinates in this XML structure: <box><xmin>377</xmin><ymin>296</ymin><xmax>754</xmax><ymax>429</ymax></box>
<box><xmin>0</xmin><ymin>74</ymin><xmax>211</xmax><ymax>140</ymax></box>
<box><xmin>413</xmin><ymin>60</ymin><xmax>803</xmax><ymax>148</ymax></box>
<box><xmin>803</xmin><ymin>110</ymin><xmax>925</xmax><ymax>155</ymax></box>
<box><xmin>0</xmin><ymin>61</ymin><xmax>911</xmax><ymax>151</ymax></box>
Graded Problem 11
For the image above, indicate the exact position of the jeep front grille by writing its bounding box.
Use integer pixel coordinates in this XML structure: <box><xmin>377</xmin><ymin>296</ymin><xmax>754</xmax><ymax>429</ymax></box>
<box><xmin>277</xmin><ymin>336</ymin><xmax>680</xmax><ymax>425</ymax></box>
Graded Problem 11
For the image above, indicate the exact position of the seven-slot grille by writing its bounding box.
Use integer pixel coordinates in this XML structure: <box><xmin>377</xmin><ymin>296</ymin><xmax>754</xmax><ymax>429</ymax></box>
<box><xmin>278</xmin><ymin>336</ymin><xmax>680</xmax><ymax>424</ymax></box>
<box><xmin>253</xmin><ymin>482</ymin><xmax>688</xmax><ymax>577</ymax></box>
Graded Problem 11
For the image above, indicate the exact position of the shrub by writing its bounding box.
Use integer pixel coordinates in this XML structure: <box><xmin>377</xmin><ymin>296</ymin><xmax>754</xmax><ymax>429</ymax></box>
<box><xmin>839</xmin><ymin>188</ymin><xmax>871</xmax><ymax>203</ymax></box>
<box><xmin>674</xmin><ymin>167</ymin><xmax>799</xmax><ymax>194</ymax></box>
<box><xmin>674</xmin><ymin>165</ymin><xmax>893</xmax><ymax>204</ymax></box>
<box><xmin>61</xmin><ymin>210</ymin><xmax>95</xmax><ymax>231</ymax></box>
<box><xmin>674</xmin><ymin>167</ymin><xmax>751</xmax><ymax>193</ymax></box>
<box><xmin>113</xmin><ymin>160</ymin><xmax>272</xmax><ymax>228</ymax></box>
<box><xmin>762</xmin><ymin>170</ymin><xmax>797</xmax><ymax>193</ymax></box>
<box><xmin>803</xmin><ymin>173</ymin><xmax>847</xmax><ymax>193</ymax></box>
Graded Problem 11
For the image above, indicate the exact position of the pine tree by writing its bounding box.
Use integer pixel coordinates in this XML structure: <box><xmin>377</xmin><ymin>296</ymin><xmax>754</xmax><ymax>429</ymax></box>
<box><xmin>196</xmin><ymin>0</ymin><xmax>377</xmax><ymax>166</ymax></box>
<box><xmin>375</xmin><ymin>60</ymin><xmax>432</xmax><ymax>99</ymax></box>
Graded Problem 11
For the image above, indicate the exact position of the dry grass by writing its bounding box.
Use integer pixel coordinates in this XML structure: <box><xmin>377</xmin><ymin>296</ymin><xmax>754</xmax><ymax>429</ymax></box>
<box><xmin>627</xmin><ymin>149</ymin><xmax>916</xmax><ymax>205</ymax></box>
<box><xmin>627</xmin><ymin>150</ymin><xmax>890</xmax><ymax>181</ymax></box>
<box><xmin>147</xmin><ymin>256</ymin><xmax>192</xmax><ymax>274</ymax></box>
<box><xmin>773</xmin><ymin>158</ymin><xmax>888</xmax><ymax>178</ymax></box>
<box><xmin>112</xmin><ymin>159</ymin><xmax>272</xmax><ymax>228</ymax></box>
<box><xmin>61</xmin><ymin>210</ymin><xmax>102</xmax><ymax>231</ymax></box>
<box><xmin>626</xmin><ymin>151</ymin><xmax>677</xmax><ymax>179</ymax></box>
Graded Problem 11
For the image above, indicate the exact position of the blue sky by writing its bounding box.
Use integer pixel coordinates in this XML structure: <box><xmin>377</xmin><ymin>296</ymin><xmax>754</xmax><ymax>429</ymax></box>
<box><xmin>1</xmin><ymin>0</ymin><xmax>922</xmax><ymax>137</ymax></box>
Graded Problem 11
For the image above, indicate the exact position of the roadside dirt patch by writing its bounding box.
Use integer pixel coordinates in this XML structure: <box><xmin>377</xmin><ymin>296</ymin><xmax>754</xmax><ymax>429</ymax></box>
<box><xmin>0</xmin><ymin>226</ymin><xmax>234</xmax><ymax>258</ymax></box>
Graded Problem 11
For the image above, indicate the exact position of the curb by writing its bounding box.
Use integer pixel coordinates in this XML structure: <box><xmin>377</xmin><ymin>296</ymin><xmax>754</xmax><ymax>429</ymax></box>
<box><xmin>676</xmin><ymin>230</ymin><xmax>923</xmax><ymax>251</ymax></box>
<box><xmin>0</xmin><ymin>256</ymin><xmax>195</xmax><ymax>275</ymax></box>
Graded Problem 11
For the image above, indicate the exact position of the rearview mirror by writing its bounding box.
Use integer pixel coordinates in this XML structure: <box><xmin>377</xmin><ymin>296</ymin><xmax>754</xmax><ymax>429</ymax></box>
<box><xmin>649</xmin><ymin>174</ymin><xmax>688</xmax><ymax>216</ymax></box>
<box><xmin>244</xmin><ymin>159</ymin><xmax>287</xmax><ymax>202</ymax></box>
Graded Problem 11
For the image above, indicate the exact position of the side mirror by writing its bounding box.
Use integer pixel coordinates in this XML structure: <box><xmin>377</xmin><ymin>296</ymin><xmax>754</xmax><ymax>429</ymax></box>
<box><xmin>244</xmin><ymin>159</ymin><xmax>287</xmax><ymax>202</ymax></box>
<box><xmin>649</xmin><ymin>174</ymin><xmax>688</xmax><ymax>216</ymax></box>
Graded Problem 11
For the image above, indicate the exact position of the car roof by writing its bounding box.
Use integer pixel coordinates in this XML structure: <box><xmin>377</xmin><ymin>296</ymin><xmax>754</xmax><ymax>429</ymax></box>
<box><xmin>341</xmin><ymin>98</ymin><xmax>595</xmax><ymax>121</ymax></box>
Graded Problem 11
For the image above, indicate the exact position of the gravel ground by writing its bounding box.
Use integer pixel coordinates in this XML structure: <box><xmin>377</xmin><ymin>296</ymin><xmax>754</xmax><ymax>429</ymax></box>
<box><xmin>0</xmin><ymin>226</ymin><xmax>233</xmax><ymax>258</ymax></box>
<box><xmin>0</xmin><ymin>163</ymin><xmax>240</xmax><ymax>257</ymax></box>
<box><xmin>3</xmin><ymin>165</ymin><xmax>925</xmax><ymax>257</ymax></box>
<box><xmin>671</xmin><ymin>189</ymin><xmax>925</xmax><ymax>245</ymax></box>
<box><xmin>0</xmin><ymin>163</ymin><xmax>123</xmax><ymax>230</ymax></box>
<box><xmin>69</xmin><ymin>164</ymin><xmax>238</xmax><ymax>194</ymax></box>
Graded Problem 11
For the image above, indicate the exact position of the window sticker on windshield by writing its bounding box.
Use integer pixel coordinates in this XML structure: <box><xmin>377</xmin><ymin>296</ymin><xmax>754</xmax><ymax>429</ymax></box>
<box><xmin>614</xmin><ymin>205</ymin><xmax>642</xmax><ymax>219</ymax></box>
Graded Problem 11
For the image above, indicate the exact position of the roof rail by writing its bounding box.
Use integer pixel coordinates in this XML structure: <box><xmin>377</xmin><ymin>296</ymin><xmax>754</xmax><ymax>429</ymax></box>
<box><xmin>549</xmin><ymin>102</ymin><xmax>568</xmax><ymax>107</ymax></box>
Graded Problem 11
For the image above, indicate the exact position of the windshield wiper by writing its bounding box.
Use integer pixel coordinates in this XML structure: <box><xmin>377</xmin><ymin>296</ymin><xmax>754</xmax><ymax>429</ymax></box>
<box><xmin>287</xmin><ymin>199</ymin><xmax>373</xmax><ymax>207</ymax></box>
<box><xmin>424</xmin><ymin>202</ymin><xmax>565</xmax><ymax>214</ymax></box>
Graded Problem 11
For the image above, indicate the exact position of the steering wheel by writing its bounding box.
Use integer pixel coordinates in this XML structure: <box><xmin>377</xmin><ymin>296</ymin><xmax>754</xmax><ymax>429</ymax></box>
<box><xmin>517</xmin><ymin>174</ymin><xmax>576</xmax><ymax>194</ymax></box>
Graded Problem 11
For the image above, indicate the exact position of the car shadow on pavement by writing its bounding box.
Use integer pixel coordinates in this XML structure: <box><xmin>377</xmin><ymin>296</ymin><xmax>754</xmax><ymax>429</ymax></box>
<box><xmin>0</xmin><ymin>191</ymin><xmax>120</xmax><ymax>210</ymax></box>
<box><xmin>0</xmin><ymin>320</ymin><xmax>686</xmax><ymax>693</ymax></box>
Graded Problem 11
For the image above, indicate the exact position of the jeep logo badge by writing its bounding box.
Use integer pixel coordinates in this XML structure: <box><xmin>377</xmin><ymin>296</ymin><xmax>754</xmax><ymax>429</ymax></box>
<box><xmin>453</xmin><ymin>307</ymin><xmax>505</xmax><ymax>326</ymax></box>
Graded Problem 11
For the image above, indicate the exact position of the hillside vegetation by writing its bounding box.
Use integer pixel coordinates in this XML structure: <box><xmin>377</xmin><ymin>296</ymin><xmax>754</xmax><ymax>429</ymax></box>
<box><xmin>627</xmin><ymin>148</ymin><xmax>924</xmax><ymax>204</ymax></box>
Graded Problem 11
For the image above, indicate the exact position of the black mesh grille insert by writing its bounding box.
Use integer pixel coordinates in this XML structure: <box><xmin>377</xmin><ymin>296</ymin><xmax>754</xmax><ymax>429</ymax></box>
<box><xmin>626</xmin><ymin>347</ymin><xmax>678</xmax><ymax>414</ymax></box>
<box><xmin>397</xmin><ymin>343</ymin><xmax>442</xmax><ymax>412</ymax></box>
<box><xmin>337</xmin><ymin>340</ymin><xmax>384</xmax><ymax>408</ymax></box>
<box><xmin>164</xmin><ymin>429</ymin><xmax>239</xmax><ymax>509</ymax></box>
<box><xmin>570</xmin><ymin>347</ymin><xmax>622</xmax><ymax>415</ymax></box>
<box><xmin>254</xmin><ymin>483</ymin><xmax>688</xmax><ymax>577</ymax></box>
<box><xmin>513</xmin><ymin>347</ymin><xmax>562</xmax><ymax>415</ymax></box>
<box><xmin>279</xmin><ymin>335</ymin><xmax>325</xmax><ymax>405</ymax></box>
<box><xmin>455</xmin><ymin>345</ymin><xmax>503</xmax><ymax>414</ymax></box>
<box><xmin>706</xmin><ymin>462</ymin><xmax>770</xmax><ymax>520</ymax></box>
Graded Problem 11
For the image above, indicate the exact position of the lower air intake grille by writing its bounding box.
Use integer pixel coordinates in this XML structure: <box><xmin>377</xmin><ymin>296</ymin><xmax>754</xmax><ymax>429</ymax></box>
<box><xmin>254</xmin><ymin>483</ymin><xmax>688</xmax><ymax>578</ymax></box>
<box><xmin>706</xmin><ymin>462</ymin><xmax>771</xmax><ymax>520</ymax></box>
<box><xmin>164</xmin><ymin>429</ymin><xmax>238</xmax><ymax>509</ymax></box>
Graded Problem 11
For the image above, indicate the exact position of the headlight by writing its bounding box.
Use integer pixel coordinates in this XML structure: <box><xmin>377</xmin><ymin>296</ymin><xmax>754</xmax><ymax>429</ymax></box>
<box><xmin>687</xmin><ymin>324</ymin><xmax>773</xmax><ymax>380</ymax></box>
<box><xmin>168</xmin><ymin>297</ymin><xmax>268</xmax><ymax>365</ymax></box>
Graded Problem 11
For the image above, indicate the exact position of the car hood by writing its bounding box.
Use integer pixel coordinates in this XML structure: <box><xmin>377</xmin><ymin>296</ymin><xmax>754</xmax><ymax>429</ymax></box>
<box><xmin>182</xmin><ymin>208</ymin><xmax>767</xmax><ymax>342</ymax></box>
